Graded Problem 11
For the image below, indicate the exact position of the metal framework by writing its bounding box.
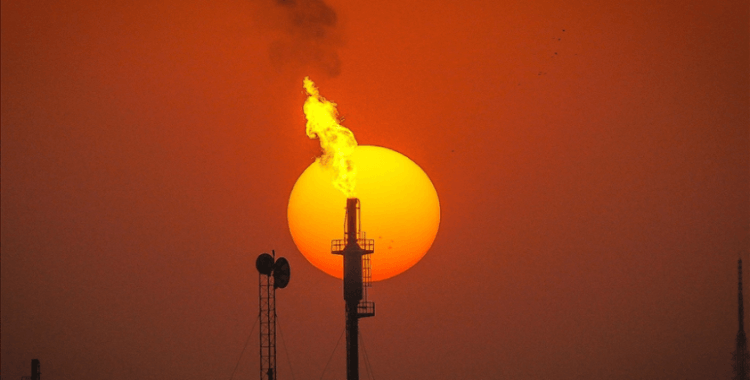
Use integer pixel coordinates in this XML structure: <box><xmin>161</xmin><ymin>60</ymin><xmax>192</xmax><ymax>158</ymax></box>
<box><xmin>259</xmin><ymin>256</ymin><xmax>277</xmax><ymax>380</ymax></box>
<box><xmin>332</xmin><ymin>198</ymin><xmax>375</xmax><ymax>380</ymax></box>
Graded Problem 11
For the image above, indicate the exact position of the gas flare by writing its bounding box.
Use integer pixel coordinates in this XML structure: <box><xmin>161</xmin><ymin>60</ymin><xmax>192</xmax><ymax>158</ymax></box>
<box><xmin>303</xmin><ymin>77</ymin><xmax>357</xmax><ymax>197</ymax></box>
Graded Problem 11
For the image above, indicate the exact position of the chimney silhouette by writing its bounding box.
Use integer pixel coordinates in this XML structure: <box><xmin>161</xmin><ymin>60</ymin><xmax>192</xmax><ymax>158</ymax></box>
<box><xmin>733</xmin><ymin>259</ymin><xmax>749</xmax><ymax>380</ymax></box>
<box><xmin>332</xmin><ymin>198</ymin><xmax>375</xmax><ymax>380</ymax></box>
<box><xmin>31</xmin><ymin>359</ymin><xmax>40</xmax><ymax>380</ymax></box>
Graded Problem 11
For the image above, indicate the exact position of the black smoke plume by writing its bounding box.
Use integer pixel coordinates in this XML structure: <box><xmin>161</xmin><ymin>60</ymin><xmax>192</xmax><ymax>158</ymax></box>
<box><xmin>268</xmin><ymin>0</ymin><xmax>342</xmax><ymax>77</ymax></box>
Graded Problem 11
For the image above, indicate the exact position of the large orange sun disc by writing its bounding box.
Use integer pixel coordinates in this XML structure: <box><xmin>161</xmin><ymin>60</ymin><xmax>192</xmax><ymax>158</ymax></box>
<box><xmin>288</xmin><ymin>145</ymin><xmax>440</xmax><ymax>281</ymax></box>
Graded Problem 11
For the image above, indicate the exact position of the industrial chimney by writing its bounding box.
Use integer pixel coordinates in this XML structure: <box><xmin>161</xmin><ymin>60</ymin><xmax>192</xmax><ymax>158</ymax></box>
<box><xmin>332</xmin><ymin>198</ymin><xmax>375</xmax><ymax>380</ymax></box>
<box><xmin>31</xmin><ymin>359</ymin><xmax>40</xmax><ymax>380</ymax></box>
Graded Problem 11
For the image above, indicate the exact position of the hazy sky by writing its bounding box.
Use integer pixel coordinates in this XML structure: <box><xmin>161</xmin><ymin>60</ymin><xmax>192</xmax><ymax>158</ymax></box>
<box><xmin>2</xmin><ymin>0</ymin><xmax>748</xmax><ymax>379</ymax></box>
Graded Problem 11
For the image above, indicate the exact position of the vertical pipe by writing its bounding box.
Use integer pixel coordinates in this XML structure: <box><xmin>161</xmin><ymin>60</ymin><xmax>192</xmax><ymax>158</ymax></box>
<box><xmin>31</xmin><ymin>359</ymin><xmax>40</xmax><ymax>380</ymax></box>
<box><xmin>344</xmin><ymin>199</ymin><xmax>363</xmax><ymax>303</ymax></box>
<box><xmin>347</xmin><ymin>198</ymin><xmax>358</xmax><ymax>245</ymax></box>
<box><xmin>344</xmin><ymin>198</ymin><xmax>362</xmax><ymax>380</ymax></box>
<box><xmin>346</xmin><ymin>302</ymin><xmax>359</xmax><ymax>380</ymax></box>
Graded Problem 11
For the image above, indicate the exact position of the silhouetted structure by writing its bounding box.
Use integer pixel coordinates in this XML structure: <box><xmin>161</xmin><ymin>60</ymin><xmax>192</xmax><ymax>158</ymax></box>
<box><xmin>734</xmin><ymin>259</ymin><xmax>749</xmax><ymax>380</ymax></box>
<box><xmin>21</xmin><ymin>359</ymin><xmax>40</xmax><ymax>380</ymax></box>
<box><xmin>32</xmin><ymin>359</ymin><xmax>40</xmax><ymax>380</ymax></box>
<box><xmin>256</xmin><ymin>251</ymin><xmax>291</xmax><ymax>380</ymax></box>
<box><xmin>332</xmin><ymin>198</ymin><xmax>375</xmax><ymax>380</ymax></box>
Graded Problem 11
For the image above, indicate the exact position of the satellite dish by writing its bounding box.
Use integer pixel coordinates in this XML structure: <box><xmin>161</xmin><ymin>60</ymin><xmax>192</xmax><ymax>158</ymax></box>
<box><xmin>273</xmin><ymin>257</ymin><xmax>291</xmax><ymax>289</ymax></box>
<box><xmin>256</xmin><ymin>253</ymin><xmax>274</xmax><ymax>275</ymax></box>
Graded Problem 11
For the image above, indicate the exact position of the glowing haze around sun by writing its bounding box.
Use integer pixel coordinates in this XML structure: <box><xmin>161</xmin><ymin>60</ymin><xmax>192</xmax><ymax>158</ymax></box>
<box><xmin>287</xmin><ymin>78</ymin><xmax>440</xmax><ymax>281</ymax></box>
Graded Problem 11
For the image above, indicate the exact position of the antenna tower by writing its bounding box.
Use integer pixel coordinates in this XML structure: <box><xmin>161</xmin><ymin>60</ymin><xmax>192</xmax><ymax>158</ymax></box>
<box><xmin>332</xmin><ymin>198</ymin><xmax>375</xmax><ymax>380</ymax></box>
<box><xmin>734</xmin><ymin>259</ymin><xmax>749</xmax><ymax>380</ymax></box>
<box><xmin>256</xmin><ymin>250</ymin><xmax>291</xmax><ymax>380</ymax></box>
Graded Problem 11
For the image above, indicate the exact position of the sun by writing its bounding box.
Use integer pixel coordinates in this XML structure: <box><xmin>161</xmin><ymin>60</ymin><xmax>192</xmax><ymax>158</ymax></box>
<box><xmin>288</xmin><ymin>145</ymin><xmax>440</xmax><ymax>281</ymax></box>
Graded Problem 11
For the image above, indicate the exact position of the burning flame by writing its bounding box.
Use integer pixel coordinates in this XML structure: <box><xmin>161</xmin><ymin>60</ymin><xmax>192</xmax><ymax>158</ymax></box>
<box><xmin>303</xmin><ymin>77</ymin><xmax>358</xmax><ymax>197</ymax></box>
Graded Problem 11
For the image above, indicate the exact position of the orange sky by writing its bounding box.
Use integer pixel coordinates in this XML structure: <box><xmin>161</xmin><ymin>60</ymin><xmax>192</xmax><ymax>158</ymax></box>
<box><xmin>2</xmin><ymin>0</ymin><xmax>748</xmax><ymax>379</ymax></box>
